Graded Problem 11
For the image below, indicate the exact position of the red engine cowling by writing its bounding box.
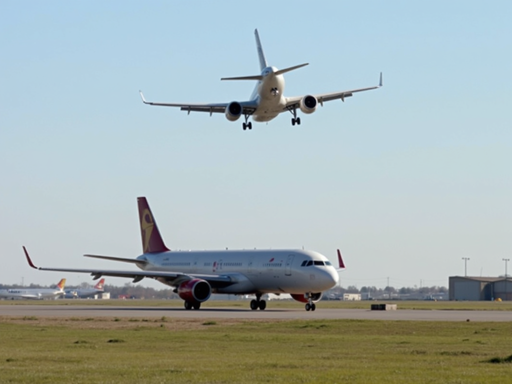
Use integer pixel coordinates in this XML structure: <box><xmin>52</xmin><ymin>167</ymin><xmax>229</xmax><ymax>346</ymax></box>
<box><xmin>299</xmin><ymin>95</ymin><xmax>317</xmax><ymax>114</ymax></box>
<box><xmin>225</xmin><ymin>101</ymin><xmax>243</xmax><ymax>121</ymax></box>
<box><xmin>291</xmin><ymin>292</ymin><xmax>323</xmax><ymax>303</ymax></box>
<box><xmin>178</xmin><ymin>279</ymin><xmax>211</xmax><ymax>303</ymax></box>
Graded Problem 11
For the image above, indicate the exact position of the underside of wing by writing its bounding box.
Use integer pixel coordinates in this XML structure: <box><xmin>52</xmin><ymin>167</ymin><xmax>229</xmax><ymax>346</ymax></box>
<box><xmin>284</xmin><ymin>72</ymin><xmax>382</xmax><ymax>109</ymax></box>
<box><xmin>313</xmin><ymin>85</ymin><xmax>380</xmax><ymax>104</ymax></box>
<box><xmin>39</xmin><ymin>266</ymin><xmax>232</xmax><ymax>288</ymax></box>
<box><xmin>140</xmin><ymin>92</ymin><xmax>257</xmax><ymax>117</ymax></box>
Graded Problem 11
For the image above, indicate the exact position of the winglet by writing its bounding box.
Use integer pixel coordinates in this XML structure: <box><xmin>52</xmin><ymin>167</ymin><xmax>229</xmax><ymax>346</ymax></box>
<box><xmin>23</xmin><ymin>246</ymin><xmax>38</xmax><ymax>269</ymax></box>
<box><xmin>337</xmin><ymin>249</ymin><xmax>346</xmax><ymax>269</ymax></box>
<box><xmin>379</xmin><ymin>72</ymin><xmax>383</xmax><ymax>87</ymax></box>
<box><xmin>139</xmin><ymin>90</ymin><xmax>148</xmax><ymax>104</ymax></box>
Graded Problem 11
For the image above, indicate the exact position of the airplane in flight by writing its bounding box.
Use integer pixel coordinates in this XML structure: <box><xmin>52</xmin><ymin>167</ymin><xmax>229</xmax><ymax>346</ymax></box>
<box><xmin>23</xmin><ymin>197</ymin><xmax>344</xmax><ymax>311</ymax></box>
<box><xmin>64</xmin><ymin>278</ymin><xmax>105</xmax><ymax>299</ymax></box>
<box><xmin>139</xmin><ymin>29</ymin><xmax>382</xmax><ymax>130</ymax></box>
<box><xmin>0</xmin><ymin>278</ymin><xmax>66</xmax><ymax>300</ymax></box>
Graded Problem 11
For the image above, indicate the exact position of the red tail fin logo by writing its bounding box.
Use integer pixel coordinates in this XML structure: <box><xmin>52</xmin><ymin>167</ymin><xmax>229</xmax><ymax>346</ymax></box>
<box><xmin>94</xmin><ymin>278</ymin><xmax>105</xmax><ymax>291</ymax></box>
<box><xmin>57</xmin><ymin>278</ymin><xmax>66</xmax><ymax>290</ymax></box>
<box><xmin>137</xmin><ymin>197</ymin><xmax>170</xmax><ymax>254</ymax></box>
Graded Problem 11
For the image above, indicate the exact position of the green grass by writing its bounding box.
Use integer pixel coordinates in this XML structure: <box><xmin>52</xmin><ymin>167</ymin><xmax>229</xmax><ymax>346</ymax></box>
<box><xmin>1</xmin><ymin>317</ymin><xmax>512</xmax><ymax>383</ymax></box>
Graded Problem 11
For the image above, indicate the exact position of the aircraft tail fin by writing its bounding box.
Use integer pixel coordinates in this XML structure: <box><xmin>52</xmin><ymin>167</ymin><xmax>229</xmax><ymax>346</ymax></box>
<box><xmin>94</xmin><ymin>278</ymin><xmax>105</xmax><ymax>291</ymax></box>
<box><xmin>254</xmin><ymin>29</ymin><xmax>268</xmax><ymax>71</ymax></box>
<box><xmin>137</xmin><ymin>197</ymin><xmax>170</xmax><ymax>254</ymax></box>
<box><xmin>57</xmin><ymin>278</ymin><xmax>66</xmax><ymax>290</ymax></box>
<box><xmin>337</xmin><ymin>249</ymin><xmax>346</xmax><ymax>270</ymax></box>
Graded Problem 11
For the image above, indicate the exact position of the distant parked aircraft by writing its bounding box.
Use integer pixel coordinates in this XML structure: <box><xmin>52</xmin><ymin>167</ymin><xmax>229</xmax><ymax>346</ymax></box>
<box><xmin>23</xmin><ymin>197</ymin><xmax>345</xmax><ymax>311</ymax></box>
<box><xmin>64</xmin><ymin>278</ymin><xmax>105</xmax><ymax>299</ymax></box>
<box><xmin>140</xmin><ymin>29</ymin><xmax>382</xmax><ymax>130</ymax></box>
<box><xmin>0</xmin><ymin>278</ymin><xmax>66</xmax><ymax>300</ymax></box>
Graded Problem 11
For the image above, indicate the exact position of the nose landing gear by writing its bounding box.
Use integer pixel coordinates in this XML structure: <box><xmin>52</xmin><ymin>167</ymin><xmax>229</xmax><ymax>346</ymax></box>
<box><xmin>305</xmin><ymin>293</ymin><xmax>316</xmax><ymax>311</ymax></box>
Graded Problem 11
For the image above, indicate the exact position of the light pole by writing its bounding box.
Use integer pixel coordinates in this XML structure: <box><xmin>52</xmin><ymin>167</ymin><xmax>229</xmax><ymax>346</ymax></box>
<box><xmin>462</xmin><ymin>257</ymin><xmax>470</xmax><ymax>277</ymax></box>
<box><xmin>503</xmin><ymin>258</ymin><xmax>510</xmax><ymax>301</ymax></box>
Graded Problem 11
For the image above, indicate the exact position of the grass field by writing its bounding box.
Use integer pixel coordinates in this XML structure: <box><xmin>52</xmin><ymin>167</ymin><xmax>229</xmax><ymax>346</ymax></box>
<box><xmin>1</xmin><ymin>312</ymin><xmax>512</xmax><ymax>383</ymax></box>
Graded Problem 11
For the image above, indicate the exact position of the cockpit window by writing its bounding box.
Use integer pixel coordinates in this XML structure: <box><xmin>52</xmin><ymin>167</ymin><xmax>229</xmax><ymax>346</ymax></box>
<box><xmin>306</xmin><ymin>260</ymin><xmax>313</xmax><ymax>267</ymax></box>
<box><xmin>314</xmin><ymin>260</ymin><xmax>325</xmax><ymax>266</ymax></box>
<box><xmin>325</xmin><ymin>261</ymin><xmax>332</xmax><ymax>266</ymax></box>
<box><xmin>301</xmin><ymin>260</ymin><xmax>308</xmax><ymax>267</ymax></box>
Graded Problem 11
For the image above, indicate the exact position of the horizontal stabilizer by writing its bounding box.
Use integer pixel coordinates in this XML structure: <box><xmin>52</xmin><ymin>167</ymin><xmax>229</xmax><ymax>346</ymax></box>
<box><xmin>84</xmin><ymin>254</ymin><xmax>148</xmax><ymax>265</ymax></box>
<box><xmin>274</xmin><ymin>63</ymin><xmax>309</xmax><ymax>76</ymax></box>
<box><xmin>221</xmin><ymin>75</ymin><xmax>263</xmax><ymax>81</ymax></box>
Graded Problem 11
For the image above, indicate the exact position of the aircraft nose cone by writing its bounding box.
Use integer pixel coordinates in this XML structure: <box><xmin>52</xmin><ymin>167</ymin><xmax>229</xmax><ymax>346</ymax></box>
<box><xmin>328</xmin><ymin>268</ymin><xmax>339</xmax><ymax>287</ymax></box>
<box><xmin>316</xmin><ymin>268</ymin><xmax>339</xmax><ymax>290</ymax></box>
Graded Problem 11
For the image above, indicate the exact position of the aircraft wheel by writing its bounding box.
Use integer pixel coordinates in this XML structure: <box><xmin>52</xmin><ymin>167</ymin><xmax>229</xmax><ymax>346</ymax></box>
<box><xmin>311</xmin><ymin>303</ymin><xmax>316</xmax><ymax>311</ymax></box>
<box><xmin>193</xmin><ymin>302</ymin><xmax>201</xmax><ymax>310</ymax></box>
<box><xmin>296</xmin><ymin>117</ymin><xmax>301</xmax><ymax>125</ymax></box>
<box><xmin>259</xmin><ymin>300</ymin><xmax>266</xmax><ymax>310</ymax></box>
<box><xmin>250</xmin><ymin>299</ymin><xmax>258</xmax><ymax>310</ymax></box>
<box><xmin>184</xmin><ymin>301</ymin><xmax>193</xmax><ymax>310</ymax></box>
<box><xmin>243</xmin><ymin>123</ymin><xmax>247</xmax><ymax>130</ymax></box>
<box><xmin>248</xmin><ymin>122</ymin><xmax>252</xmax><ymax>130</ymax></box>
<box><xmin>291</xmin><ymin>118</ymin><xmax>296</xmax><ymax>126</ymax></box>
<box><xmin>305</xmin><ymin>303</ymin><xmax>311</xmax><ymax>311</ymax></box>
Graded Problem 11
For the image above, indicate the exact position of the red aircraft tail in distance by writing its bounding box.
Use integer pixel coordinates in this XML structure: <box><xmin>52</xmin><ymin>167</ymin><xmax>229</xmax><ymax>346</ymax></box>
<box><xmin>94</xmin><ymin>278</ymin><xmax>105</xmax><ymax>291</ymax></box>
<box><xmin>337</xmin><ymin>249</ymin><xmax>346</xmax><ymax>269</ymax></box>
<box><xmin>137</xmin><ymin>197</ymin><xmax>170</xmax><ymax>254</ymax></box>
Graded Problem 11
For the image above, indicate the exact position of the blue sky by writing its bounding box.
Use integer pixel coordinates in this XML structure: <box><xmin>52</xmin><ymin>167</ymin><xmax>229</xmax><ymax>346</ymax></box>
<box><xmin>1</xmin><ymin>1</ymin><xmax>511</xmax><ymax>289</ymax></box>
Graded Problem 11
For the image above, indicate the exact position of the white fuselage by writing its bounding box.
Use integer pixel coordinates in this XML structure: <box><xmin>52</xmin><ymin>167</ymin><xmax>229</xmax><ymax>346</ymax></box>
<box><xmin>64</xmin><ymin>288</ymin><xmax>103</xmax><ymax>299</ymax></box>
<box><xmin>250</xmin><ymin>66</ymin><xmax>287</xmax><ymax>122</ymax></box>
<box><xmin>0</xmin><ymin>288</ymin><xmax>64</xmax><ymax>300</ymax></box>
<box><xmin>137</xmin><ymin>248</ymin><xmax>338</xmax><ymax>295</ymax></box>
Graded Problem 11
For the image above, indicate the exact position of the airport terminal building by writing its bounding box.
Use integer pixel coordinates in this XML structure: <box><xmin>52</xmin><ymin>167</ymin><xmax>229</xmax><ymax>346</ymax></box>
<box><xmin>449</xmin><ymin>276</ymin><xmax>512</xmax><ymax>301</ymax></box>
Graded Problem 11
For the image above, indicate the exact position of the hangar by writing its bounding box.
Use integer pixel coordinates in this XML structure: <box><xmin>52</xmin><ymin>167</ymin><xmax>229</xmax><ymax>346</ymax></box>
<box><xmin>449</xmin><ymin>276</ymin><xmax>512</xmax><ymax>301</ymax></box>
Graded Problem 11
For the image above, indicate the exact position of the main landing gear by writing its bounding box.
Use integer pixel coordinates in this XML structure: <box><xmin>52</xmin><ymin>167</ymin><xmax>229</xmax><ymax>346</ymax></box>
<box><xmin>305</xmin><ymin>293</ymin><xmax>316</xmax><ymax>311</ymax></box>
<box><xmin>250</xmin><ymin>294</ymin><xmax>267</xmax><ymax>310</ymax></box>
<box><xmin>242</xmin><ymin>114</ymin><xmax>252</xmax><ymax>131</ymax></box>
<box><xmin>184</xmin><ymin>301</ymin><xmax>201</xmax><ymax>310</ymax></box>
<box><xmin>287</xmin><ymin>106</ymin><xmax>301</xmax><ymax>126</ymax></box>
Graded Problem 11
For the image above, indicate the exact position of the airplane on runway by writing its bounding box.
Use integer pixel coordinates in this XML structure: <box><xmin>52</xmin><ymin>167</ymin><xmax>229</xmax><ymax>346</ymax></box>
<box><xmin>0</xmin><ymin>278</ymin><xmax>66</xmax><ymax>300</ymax></box>
<box><xmin>139</xmin><ymin>29</ymin><xmax>382</xmax><ymax>130</ymax></box>
<box><xmin>64</xmin><ymin>278</ymin><xmax>105</xmax><ymax>299</ymax></box>
<box><xmin>23</xmin><ymin>197</ymin><xmax>345</xmax><ymax>311</ymax></box>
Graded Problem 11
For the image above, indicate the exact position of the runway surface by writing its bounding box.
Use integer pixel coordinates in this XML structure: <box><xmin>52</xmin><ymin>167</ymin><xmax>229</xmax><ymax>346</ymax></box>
<box><xmin>1</xmin><ymin>305</ymin><xmax>511</xmax><ymax>321</ymax></box>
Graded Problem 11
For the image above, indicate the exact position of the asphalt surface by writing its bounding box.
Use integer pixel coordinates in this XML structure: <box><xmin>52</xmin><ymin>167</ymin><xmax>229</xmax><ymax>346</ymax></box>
<box><xmin>1</xmin><ymin>305</ymin><xmax>511</xmax><ymax>321</ymax></box>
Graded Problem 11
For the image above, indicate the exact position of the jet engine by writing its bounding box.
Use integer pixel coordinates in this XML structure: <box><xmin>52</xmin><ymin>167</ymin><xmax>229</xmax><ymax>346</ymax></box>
<box><xmin>299</xmin><ymin>95</ymin><xmax>318</xmax><ymax>114</ymax></box>
<box><xmin>290</xmin><ymin>292</ymin><xmax>323</xmax><ymax>303</ymax></box>
<box><xmin>177</xmin><ymin>279</ymin><xmax>211</xmax><ymax>303</ymax></box>
<box><xmin>225</xmin><ymin>101</ymin><xmax>243</xmax><ymax>121</ymax></box>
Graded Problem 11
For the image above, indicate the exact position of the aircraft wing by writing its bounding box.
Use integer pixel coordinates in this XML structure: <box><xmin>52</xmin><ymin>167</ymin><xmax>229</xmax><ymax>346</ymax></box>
<box><xmin>23</xmin><ymin>247</ymin><xmax>233</xmax><ymax>289</ymax></box>
<box><xmin>139</xmin><ymin>92</ymin><xmax>257</xmax><ymax>116</ymax></box>
<box><xmin>20</xmin><ymin>294</ymin><xmax>40</xmax><ymax>299</ymax></box>
<box><xmin>285</xmin><ymin>72</ymin><xmax>382</xmax><ymax>109</ymax></box>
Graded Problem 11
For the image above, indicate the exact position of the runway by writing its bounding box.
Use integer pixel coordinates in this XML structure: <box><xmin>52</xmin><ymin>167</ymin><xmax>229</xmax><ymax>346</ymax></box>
<box><xmin>1</xmin><ymin>305</ymin><xmax>511</xmax><ymax>322</ymax></box>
